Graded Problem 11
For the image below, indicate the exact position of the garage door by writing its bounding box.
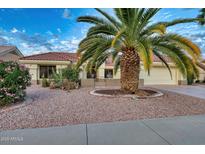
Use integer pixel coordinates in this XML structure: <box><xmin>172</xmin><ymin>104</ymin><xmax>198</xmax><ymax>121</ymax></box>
<box><xmin>140</xmin><ymin>67</ymin><xmax>177</xmax><ymax>85</ymax></box>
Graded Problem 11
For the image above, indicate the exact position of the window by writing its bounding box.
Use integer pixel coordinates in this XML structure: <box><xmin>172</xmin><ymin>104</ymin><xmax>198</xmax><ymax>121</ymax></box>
<box><xmin>87</xmin><ymin>69</ymin><xmax>96</xmax><ymax>79</ymax></box>
<box><xmin>104</xmin><ymin>69</ymin><xmax>113</xmax><ymax>78</ymax></box>
<box><xmin>40</xmin><ymin>66</ymin><xmax>56</xmax><ymax>78</ymax></box>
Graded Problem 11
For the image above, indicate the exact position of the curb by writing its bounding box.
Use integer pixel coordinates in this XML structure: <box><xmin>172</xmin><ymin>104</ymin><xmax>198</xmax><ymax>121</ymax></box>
<box><xmin>90</xmin><ymin>89</ymin><xmax>164</xmax><ymax>99</ymax></box>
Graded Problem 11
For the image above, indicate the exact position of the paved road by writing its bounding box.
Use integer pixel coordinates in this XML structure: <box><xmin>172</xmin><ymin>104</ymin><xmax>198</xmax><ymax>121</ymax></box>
<box><xmin>153</xmin><ymin>85</ymin><xmax>205</xmax><ymax>100</ymax></box>
<box><xmin>1</xmin><ymin>115</ymin><xmax>205</xmax><ymax>145</ymax></box>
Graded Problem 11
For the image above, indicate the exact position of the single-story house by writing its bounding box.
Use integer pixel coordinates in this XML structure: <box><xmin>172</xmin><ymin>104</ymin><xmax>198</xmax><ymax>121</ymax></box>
<box><xmin>0</xmin><ymin>46</ymin><xmax>23</xmax><ymax>62</ymax></box>
<box><xmin>19</xmin><ymin>51</ymin><xmax>205</xmax><ymax>86</ymax></box>
<box><xmin>19</xmin><ymin>52</ymin><xmax>78</xmax><ymax>84</ymax></box>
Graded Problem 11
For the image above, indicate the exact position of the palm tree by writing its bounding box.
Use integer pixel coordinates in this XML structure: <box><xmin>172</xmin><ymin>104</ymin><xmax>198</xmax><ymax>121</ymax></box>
<box><xmin>198</xmin><ymin>8</ymin><xmax>205</xmax><ymax>25</ymax></box>
<box><xmin>76</xmin><ymin>8</ymin><xmax>203</xmax><ymax>93</ymax></box>
<box><xmin>196</xmin><ymin>8</ymin><xmax>205</xmax><ymax>71</ymax></box>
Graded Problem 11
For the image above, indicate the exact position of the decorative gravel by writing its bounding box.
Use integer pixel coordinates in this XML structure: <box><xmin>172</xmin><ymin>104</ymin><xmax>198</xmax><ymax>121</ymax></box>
<box><xmin>0</xmin><ymin>85</ymin><xmax>205</xmax><ymax>131</ymax></box>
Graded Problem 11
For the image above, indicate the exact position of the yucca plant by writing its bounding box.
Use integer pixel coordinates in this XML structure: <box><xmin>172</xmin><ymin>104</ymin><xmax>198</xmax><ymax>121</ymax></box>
<box><xmin>76</xmin><ymin>8</ymin><xmax>204</xmax><ymax>93</ymax></box>
<box><xmin>52</xmin><ymin>70</ymin><xmax>64</xmax><ymax>88</ymax></box>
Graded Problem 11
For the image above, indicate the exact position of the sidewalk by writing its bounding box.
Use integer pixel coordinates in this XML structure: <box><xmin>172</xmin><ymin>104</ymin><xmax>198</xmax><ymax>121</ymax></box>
<box><xmin>1</xmin><ymin>114</ymin><xmax>205</xmax><ymax>145</ymax></box>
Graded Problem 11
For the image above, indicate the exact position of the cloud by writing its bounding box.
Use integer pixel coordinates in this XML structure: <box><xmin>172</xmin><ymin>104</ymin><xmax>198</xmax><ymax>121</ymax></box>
<box><xmin>0</xmin><ymin>37</ymin><xmax>9</xmax><ymax>44</ymax></box>
<box><xmin>48</xmin><ymin>38</ymin><xmax>58</xmax><ymax>43</ymax></box>
<box><xmin>20</xmin><ymin>42</ymin><xmax>29</xmax><ymax>48</ymax></box>
<box><xmin>11</xmin><ymin>27</ymin><xmax>19</xmax><ymax>33</ymax></box>
<box><xmin>0</xmin><ymin>25</ymin><xmax>82</xmax><ymax>55</ymax></box>
<box><xmin>62</xmin><ymin>9</ymin><xmax>71</xmax><ymax>19</ymax></box>
<box><xmin>164</xmin><ymin>14</ymin><xmax>173</xmax><ymax>19</ymax></box>
<box><xmin>9</xmin><ymin>31</ymin><xmax>54</xmax><ymax>51</ymax></box>
<box><xmin>11</xmin><ymin>27</ymin><xmax>26</xmax><ymax>34</ymax></box>
<box><xmin>46</xmin><ymin>31</ymin><xmax>53</xmax><ymax>35</ymax></box>
<box><xmin>57</xmin><ymin>28</ymin><xmax>62</xmax><ymax>33</ymax></box>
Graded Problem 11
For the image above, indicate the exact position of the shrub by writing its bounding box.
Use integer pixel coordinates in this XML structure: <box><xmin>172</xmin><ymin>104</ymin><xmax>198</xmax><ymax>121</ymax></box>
<box><xmin>62</xmin><ymin>66</ymin><xmax>79</xmax><ymax>82</ymax></box>
<box><xmin>62</xmin><ymin>79</ymin><xmax>70</xmax><ymax>91</ymax></box>
<box><xmin>52</xmin><ymin>70</ymin><xmax>64</xmax><ymax>88</ymax></box>
<box><xmin>195</xmin><ymin>80</ymin><xmax>200</xmax><ymax>83</ymax></box>
<box><xmin>0</xmin><ymin>62</ymin><xmax>31</xmax><ymax>106</ymax></box>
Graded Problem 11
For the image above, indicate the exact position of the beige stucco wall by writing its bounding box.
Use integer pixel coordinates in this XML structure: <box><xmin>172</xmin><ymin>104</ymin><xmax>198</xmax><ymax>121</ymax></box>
<box><xmin>84</xmin><ymin>62</ymin><xmax>181</xmax><ymax>85</ymax></box>
<box><xmin>24</xmin><ymin>64</ymin><xmax>38</xmax><ymax>81</ymax></box>
<box><xmin>199</xmin><ymin>68</ymin><xmax>205</xmax><ymax>81</ymax></box>
<box><xmin>19</xmin><ymin>60</ymin><xmax>71</xmax><ymax>83</ymax></box>
<box><xmin>56</xmin><ymin>65</ymin><xmax>68</xmax><ymax>73</ymax></box>
<box><xmin>20</xmin><ymin>59</ymin><xmax>205</xmax><ymax>85</ymax></box>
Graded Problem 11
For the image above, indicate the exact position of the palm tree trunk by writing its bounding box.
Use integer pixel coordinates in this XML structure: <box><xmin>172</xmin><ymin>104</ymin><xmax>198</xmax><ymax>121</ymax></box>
<box><xmin>120</xmin><ymin>48</ymin><xmax>140</xmax><ymax>93</ymax></box>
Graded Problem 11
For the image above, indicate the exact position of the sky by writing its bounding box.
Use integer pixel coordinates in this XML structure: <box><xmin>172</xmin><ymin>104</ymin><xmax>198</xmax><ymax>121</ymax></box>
<box><xmin>0</xmin><ymin>8</ymin><xmax>205</xmax><ymax>56</ymax></box>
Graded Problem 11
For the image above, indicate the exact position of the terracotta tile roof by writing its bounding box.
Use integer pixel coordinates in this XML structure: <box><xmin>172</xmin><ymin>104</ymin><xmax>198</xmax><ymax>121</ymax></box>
<box><xmin>20</xmin><ymin>52</ymin><xmax>78</xmax><ymax>62</ymax></box>
<box><xmin>0</xmin><ymin>46</ymin><xmax>16</xmax><ymax>54</ymax></box>
<box><xmin>20</xmin><ymin>51</ymin><xmax>171</xmax><ymax>64</ymax></box>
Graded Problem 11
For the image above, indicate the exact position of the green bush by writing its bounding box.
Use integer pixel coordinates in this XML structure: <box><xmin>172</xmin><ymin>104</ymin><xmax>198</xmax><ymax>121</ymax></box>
<box><xmin>0</xmin><ymin>62</ymin><xmax>31</xmax><ymax>106</ymax></box>
<box><xmin>62</xmin><ymin>66</ymin><xmax>79</xmax><ymax>82</ymax></box>
<box><xmin>52</xmin><ymin>70</ymin><xmax>64</xmax><ymax>88</ymax></box>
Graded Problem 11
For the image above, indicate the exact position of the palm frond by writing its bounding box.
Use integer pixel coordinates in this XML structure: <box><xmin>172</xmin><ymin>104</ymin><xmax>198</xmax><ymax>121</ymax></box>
<box><xmin>134</xmin><ymin>40</ymin><xmax>153</xmax><ymax>74</ymax></box>
<box><xmin>153</xmin><ymin>49</ymin><xmax>173</xmax><ymax>79</ymax></box>
<box><xmin>162</xmin><ymin>34</ymin><xmax>201</xmax><ymax>58</ymax></box>
<box><xmin>141</xmin><ymin>24</ymin><xmax>166</xmax><ymax>36</ymax></box>
<box><xmin>113</xmin><ymin>55</ymin><xmax>120</xmax><ymax>74</ymax></box>
<box><xmin>95</xmin><ymin>8</ymin><xmax>120</xmax><ymax>29</ymax></box>
<box><xmin>77</xmin><ymin>16</ymin><xmax>108</xmax><ymax>25</ymax></box>
<box><xmin>159</xmin><ymin>18</ymin><xmax>205</xmax><ymax>27</ymax></box>
<box><xmin>87</xmin><ymin>24</ymin><xmax>117</xmax><ymax>36</ymax></box>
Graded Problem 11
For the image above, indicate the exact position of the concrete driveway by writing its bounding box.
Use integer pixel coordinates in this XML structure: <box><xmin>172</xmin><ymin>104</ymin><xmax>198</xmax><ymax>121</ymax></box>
<box><xmin>152</xmin><ymin>85</ymin><xmax>205</xmax><ymax>100</ymax></box>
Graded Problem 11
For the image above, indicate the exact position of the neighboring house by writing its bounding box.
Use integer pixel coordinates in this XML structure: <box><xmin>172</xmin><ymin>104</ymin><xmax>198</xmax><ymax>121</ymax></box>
<box><xmin>20</xmin><ymin>51</ymin><xmax>188</xmax><ymax>85</ymax></box>
<box><xmin>0</xmin><ymin>46</ymin><xmax>23</xmax><ymax>62</ymax></box>
<box><xmin>19</xmin><ymin>52</ymin><xmax>78</xmax><ymax>84</ymax></box>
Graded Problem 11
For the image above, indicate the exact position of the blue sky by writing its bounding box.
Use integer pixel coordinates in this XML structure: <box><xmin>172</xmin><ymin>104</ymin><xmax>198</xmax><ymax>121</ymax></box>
<box><xmin>0</xmin><ymin>8</ymin><xmax>205</xmax><ymax>56</ymax></box>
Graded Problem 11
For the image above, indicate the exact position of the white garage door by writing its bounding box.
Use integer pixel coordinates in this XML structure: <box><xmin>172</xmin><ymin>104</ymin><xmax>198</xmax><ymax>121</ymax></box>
<box><xmin>140</xmin><ymin>67</ymin><xmax>178</xmax><ymax>85</ymax></box>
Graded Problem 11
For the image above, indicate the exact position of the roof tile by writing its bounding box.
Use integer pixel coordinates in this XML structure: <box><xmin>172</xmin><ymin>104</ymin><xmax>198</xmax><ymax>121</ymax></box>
<box><xmin>20</xmin><ymin>52</ymin><xmax>78</xmax><ymax>62</ymax></box>
<box><xmin>20</xmin><ymin>51</ymin><xmax>171</xmax><ymax>63</ymax></box>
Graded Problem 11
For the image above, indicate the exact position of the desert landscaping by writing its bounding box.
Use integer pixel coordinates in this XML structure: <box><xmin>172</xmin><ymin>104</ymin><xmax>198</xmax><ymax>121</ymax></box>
<box><xmin>1</xmin><ymin>85</ymin><xmax>205</xmax><ymax>131</ymax></box>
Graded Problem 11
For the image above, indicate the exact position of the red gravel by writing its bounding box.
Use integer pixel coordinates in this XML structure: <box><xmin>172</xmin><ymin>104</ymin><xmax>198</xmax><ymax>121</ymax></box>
<box><xmin>0</xmin><ymin>85</ymin><xmax>205</xmax><ymax>131</ymax></box>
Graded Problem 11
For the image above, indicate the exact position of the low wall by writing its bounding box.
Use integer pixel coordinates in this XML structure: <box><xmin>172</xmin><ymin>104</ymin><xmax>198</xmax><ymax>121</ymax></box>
<box><xmin>178</xmin><ymin>80</ymin><xmax>187</xmax><ymax>85</ymax></box>
<box><xmin>81</xmin><ymin>79</ymin><xmax>95</xmax><ymax>87</ymax></box>
<box><xmin>81</xmin><ymin>79</ymin><xmax>144</xmax><ymax>87</ymax></box>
